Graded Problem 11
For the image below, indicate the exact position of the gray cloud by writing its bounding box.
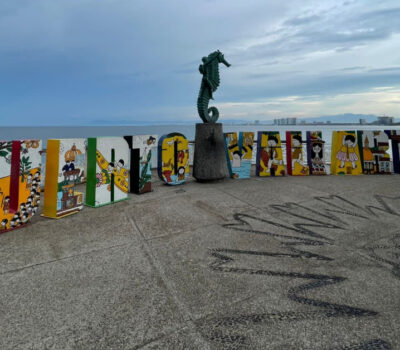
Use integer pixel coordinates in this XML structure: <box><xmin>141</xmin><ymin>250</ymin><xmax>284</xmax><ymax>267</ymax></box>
<box><xmin>241</xmin><ymin>3</ymin><xmax>400</xmax><ymax>62</ymax></box>
<box><xmin>284</xmin><ymin>14</ymin><xmax>321</xmax><ymax>26</ymax></box>
<box><xmin>0</xmin><ymin>0</ymin><xmax>399</xmax><ymax>125</ymax></box>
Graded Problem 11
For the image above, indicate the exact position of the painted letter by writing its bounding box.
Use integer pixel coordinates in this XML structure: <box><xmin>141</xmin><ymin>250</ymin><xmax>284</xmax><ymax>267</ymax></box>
<box><xmin>43</xmin><ymin>139</ymin><xmax>85</xmax><ymax>218</ymax></box>
<box><xmin>86</xmin><ymin>137</ymin><xmax>130</xmax><ymax>207</ymax></box>
<box><xmin>0</xmin><ymin>140</ymin><xmax>42</xmax><ymax>233</ymax></box>
<box><xmin>385</xmin><ymin>130</ymin><xmax>400</xmax><ymax>173</ymax></box>
<box><xmin>358</xmin><ymin>130</ymin><xmax>392</xmax><ymax>174</ymax></box>
<box><xmin>286</xmin><ymin>131</ymin><xmax>309</xmax><ymax>176</ymax></box>
<box><xmin>306</xmin><ymin>131</ymin><xmax>326</xmax><ymax>175</ymax></box>
<box><xmin>256</xmin><ymin>131</ymin><xmax>285</xmax><ymax>177</ymax></box>
<box><xmin>124</xmin><ymin>135</ymin><xmax>158</xmax><ymax>194</ymax></box>
<box><xmin>224</xmin><ymin>132</ymin><xmax>254</xmax><ymax>179</ymax></box>
<box><xmin>158</xmin><ymin>133</ymin><xmax>189</xmax><ymax>185</ymax></box>
<box><xmin>331</xmin><ymin>131</ymin><xmax>362</xmax><ymax>175</ymax></box>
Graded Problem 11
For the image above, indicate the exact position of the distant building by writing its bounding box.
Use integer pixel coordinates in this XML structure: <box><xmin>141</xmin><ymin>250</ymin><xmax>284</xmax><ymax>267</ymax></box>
<box><xmin>359</xmin><ymin>119</ymin><xmax>366</xmax><ymax>125</ymax></box>
<box><xmin>254</xmin><ymin>120</ymin><xmax>260</xmax><ymax>125</ymax></box>
<box><xmin>377</xmin><ymin>116</ymin><xmax>394</xmax><ymax>125</ymax></box>
<box><xmin>274</xmin><ymin>117</ymin><xmax>297</xmax><ymax>125</ymax></box>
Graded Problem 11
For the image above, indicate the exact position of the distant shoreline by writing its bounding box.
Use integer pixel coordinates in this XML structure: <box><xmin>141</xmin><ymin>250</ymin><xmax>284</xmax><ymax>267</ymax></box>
<box><xmin>2</xmin><ymin>122</ymin><xmax>399</xmax><ymax>127</ymax></box>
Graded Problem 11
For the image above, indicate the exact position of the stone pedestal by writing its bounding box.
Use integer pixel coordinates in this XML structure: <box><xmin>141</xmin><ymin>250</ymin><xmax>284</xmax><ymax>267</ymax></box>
<box><xmin>193</xmin><ymin>123</ymin><xmax>229</xmax><ymax>182</ymax></box>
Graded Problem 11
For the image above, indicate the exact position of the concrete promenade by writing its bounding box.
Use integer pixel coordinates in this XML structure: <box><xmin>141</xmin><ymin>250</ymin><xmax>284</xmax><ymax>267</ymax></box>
<box><xmin>1</xmin><ymin>171</ymin><xmax>399</xmax><ymax>349</ymax></box>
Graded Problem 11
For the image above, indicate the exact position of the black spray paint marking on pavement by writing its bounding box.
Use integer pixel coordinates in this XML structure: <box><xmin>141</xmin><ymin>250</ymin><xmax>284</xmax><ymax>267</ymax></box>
<box><xmin>200</xmin><ymin>194</ymin><xmax>400</xmax><ymax>349</ymax></box>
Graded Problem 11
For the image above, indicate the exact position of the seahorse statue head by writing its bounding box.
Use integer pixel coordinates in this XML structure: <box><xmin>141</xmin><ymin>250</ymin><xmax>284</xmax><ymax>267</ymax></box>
<box><xmin>197</xmin><ymin>50</ymin><xmax>231</xmax><ymax>123</ymax></box>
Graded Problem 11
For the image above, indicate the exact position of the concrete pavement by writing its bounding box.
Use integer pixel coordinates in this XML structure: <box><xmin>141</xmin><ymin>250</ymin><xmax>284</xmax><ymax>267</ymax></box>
<box><xmin>0</xmin><ymin>171</ymin><xmax>399</xmax><ymax>349</ymax></box>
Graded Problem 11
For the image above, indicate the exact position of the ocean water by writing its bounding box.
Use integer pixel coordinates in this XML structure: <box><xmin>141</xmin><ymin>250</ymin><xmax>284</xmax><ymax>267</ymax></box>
<box><xmin>2</xmin><ymin>124</ymin><xmax>400</xmax><ymax>145</ymax></box>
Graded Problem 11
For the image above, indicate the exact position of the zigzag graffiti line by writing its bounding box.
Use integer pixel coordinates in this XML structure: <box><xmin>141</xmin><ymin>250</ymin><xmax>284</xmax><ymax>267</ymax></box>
<box><xmin>209</xmin><ymin>249</ymin><xmax>377</xmax><ymax>317</ymax></box>
<box><xmin>225</xmin><ymin>212</ymin><xmax>336</xmax><ymax>242</ymax></box>
<box><xmin>212</xmin><ymin>248</ymin><xmax>334</xmax><ymax>261</ymax></box>
<box><xmin>332</xmin><ymin>339</ymin><xmax>392</xmax><ymax>350</ymax></box>
<box><xmin>313</xmin><ymin>194</ymin><xmax>400</xmax><ymax>220</ymax></box>
<box><xmin>200</xmin><ymin>194</ymin><xmax>399</xmax><ymax>348</ymax></box>
<box><xmin>223</xmin><ymin>213</ymin><xmax>332</xmax><ymax>261</ymax></box>
<box><xmin>270</xmin><ymin>202</ymin><xmax>345</xmax><ymax>228</ymax></box>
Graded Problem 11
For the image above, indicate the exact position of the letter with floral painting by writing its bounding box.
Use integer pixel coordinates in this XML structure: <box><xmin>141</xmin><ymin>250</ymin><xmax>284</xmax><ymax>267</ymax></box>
<box><xmin>0</xmin><ymin>140</ymin><xmax>42</xmax><ymax>233</ymax></box>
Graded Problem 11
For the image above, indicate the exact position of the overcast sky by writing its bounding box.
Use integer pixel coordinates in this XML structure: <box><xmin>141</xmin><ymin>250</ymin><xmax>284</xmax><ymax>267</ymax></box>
<box><xmin>1</xmin><ymin>0</ymin><xmax>399</xmax><ymax>125</ymax></box>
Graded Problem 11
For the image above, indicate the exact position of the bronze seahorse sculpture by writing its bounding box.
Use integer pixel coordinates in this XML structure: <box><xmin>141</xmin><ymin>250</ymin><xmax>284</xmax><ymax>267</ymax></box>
<box><xmin>197</xmin><ymin>50</ymin><xmax>230</xmax><ymax>123</ymax></box>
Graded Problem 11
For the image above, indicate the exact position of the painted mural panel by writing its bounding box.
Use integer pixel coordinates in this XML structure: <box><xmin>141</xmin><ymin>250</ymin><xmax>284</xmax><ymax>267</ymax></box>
<box><xmin>124</xmin><ymin>135</ymin><xmax>157</xmax><ymax>194</ymax></box>
<box><xmin>86</xmin><ymin>137</ymin><xmax>130</xmax><ymax>207</ymax></box>
<box><xmin>286</xmin><ymin>131</ymin><xmax>309</xmax><ymax>176</ymax></box>
<box><xmin>40</xmin><ymin>141</ymin><xmax>86</xmax><ymax>190</ymax></box>
<box><xmin>358</xmin><ymin>130</ymin><xmax>392</xmax><ymax>174</ymax></box>
<box><xmin>385</xmin><ymin>130</ymin><xmax>400</xmax><ymax>173</ymax></box>
<box><xmin>256</xmin><ymin>131</ymin><xmax>285</xmax><ymax>177</ymax></box>
<box><xmin>331</xmin><ymin>131</ymin><xmax>362</xmax><ymax>175</ymax></box>
<box><xmin>224</xmin><ymin>132</ymin><xmax>254</xmax><ymax>179</ymax></box>
<box><xmin>0</xmin><ymin>140</ymin><xmax>42</xmax><ymax>233</ymax></box>
<box><xmin>158</xmin><ymin>133</ymin><xmax>189</xmax><ymax>185</ymax></box>
<box><xmin>43</xmin><ymin>139</ymin><xmax>85</xmax><ymax>218</ymax></box>
<box><xmin>306</xmin><ymin>131</ymin><xmax>326</xmax><ymax>175</ymax></box>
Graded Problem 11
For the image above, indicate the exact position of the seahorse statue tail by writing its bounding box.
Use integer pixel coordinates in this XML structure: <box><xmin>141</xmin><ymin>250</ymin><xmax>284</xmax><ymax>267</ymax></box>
<box><xmin>197</xmin><ymin>84</ymin><xmax>219</xmax><ymax>123</ymax></box>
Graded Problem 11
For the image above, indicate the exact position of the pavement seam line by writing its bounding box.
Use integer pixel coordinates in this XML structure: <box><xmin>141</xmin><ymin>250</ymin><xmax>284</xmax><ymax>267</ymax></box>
<box><xmin>0</xmin><ymin>242</ymin><xmax>131</xmax><ymax>276</ymax></box>
<box><xmin>145</xmin><ymin>222</ymin><xmax>216</xmax><ymax>242</ymax></box>
<box><xmin>125</xmin><ymin>210</ymin><xmax>213</xmax><ymax>350</ymax></box>
<box><xmin>216</xmin><ymin>187</ymin><xmax>260</xmax><ymax>210</ymax></box>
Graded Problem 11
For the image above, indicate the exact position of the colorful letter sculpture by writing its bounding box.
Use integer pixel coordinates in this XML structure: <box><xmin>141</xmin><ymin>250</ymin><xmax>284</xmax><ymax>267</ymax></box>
<box><xmin>224</xmin><ymin>132</ymin><xmax>254</xmax><ymax>179</ymax></box>
<box><xmin>385</xmin><ymin>130</ymin><xmax>400</xmax><ymax>173</ymax></box>
<box><xmin>0</xmin><ymin>140</ymin><xmax>42</xmax><ymax>233</ymax></box>
<box><xmin>43</xmin><ymin>139</ymin><xmax>85</xmax><ymax>218</ymax></box>
<box><xmin>158</xmin><ymin>133</ymin><xmax>189</xmax><ymax>185</ymax></box>
<box><xmin>124</xmin><ymin>135</ymin><xmax>157</xmax><ymax>194</ymax></box>
<box><xmin>358</xmin><ymin>131</ymin><xmax>392</xmax><ymax>174</ymax></box>
<box><xmin>256</xmin><ymin>131</ymin><xmax>285</xmax><ymax>177</ymax></box>
<box><xmin>331</xmin><ymin>131</ymin><xmax>362</xmax><ymax>175</ymax></box>
<box><xmin>86</xmin><ymin>137</ymin><xmax>130</xmax><ymax>207</ymax></box>
<box><xmin>306</xmin><ymin>131</ymin><xmax>326</xmax><ymax>175</ymax></box>
<box><xmin>286</xmin><ymin>131</ymin><xmax>309</xmax><ymax>176</ymax></box>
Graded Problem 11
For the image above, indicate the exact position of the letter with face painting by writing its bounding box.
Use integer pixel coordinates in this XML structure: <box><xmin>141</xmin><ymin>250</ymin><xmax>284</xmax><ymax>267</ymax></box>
<box><xmin>158</xmin><ymin>133</ymin><xmax>189</xmax><ymax>185</ymax></box>
<box><xmin>256</xmin><ymin>131</ymin><xmax>285</xmax><ymax>177</ymax></box>
<box><xmin>86</xmin><ymin>137</ymin><xmax>130</xmax><ymax>207</ymax></box>
<box><xmin>0</xmin><ymin>140</ymin><xmax>42</xmax><ymax>233</ymax></box>
<box><xmin>224</xmin><ymin>132</ymin><xmax>254</xmax><ymax>179</ymax></box>
<box><xmin>331</xmin><ymin>131</ymin><xmax>362</xmax><ymax>175</ymax></box>
<box><xmin>306</xmin><ymin>131</ymin><xmax>326</xmax><ymax>175</ymax></box>
<box><xmin>124</xmin><ymin>135</ymin><xmax>158</xmax><ymax>194</ymax></box>
<box><xmin>286</xmin><ymin>131</ymin><xmax>309</xmax><ymax>176</ymax></box>
<box><xmin>42</xmin><ymin>139</ymin><xmax>85</xmax><ymax>218</ymax></box>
